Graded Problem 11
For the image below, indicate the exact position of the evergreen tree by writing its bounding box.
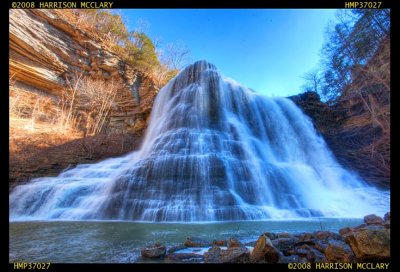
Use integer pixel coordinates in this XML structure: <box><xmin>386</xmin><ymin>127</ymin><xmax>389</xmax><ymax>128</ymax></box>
<box><xmin>315</xmin><ymin>9</ymin><xmax>390</xmax><ymax>103</ymax></box>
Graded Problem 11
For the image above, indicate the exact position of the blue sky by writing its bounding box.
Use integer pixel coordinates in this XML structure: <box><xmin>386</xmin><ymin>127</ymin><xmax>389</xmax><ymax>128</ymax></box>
<box><xmin>120</xmin><ymin>9</ymin><xmax>338</xmax><ymax>97</ymax></box>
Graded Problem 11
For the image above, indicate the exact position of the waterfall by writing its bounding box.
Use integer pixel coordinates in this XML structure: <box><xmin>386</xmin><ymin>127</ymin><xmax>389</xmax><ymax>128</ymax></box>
<box><xmin>10</xmin><ymin>60</ymin><xmax>389</xmax><ymax>222</ymax></box>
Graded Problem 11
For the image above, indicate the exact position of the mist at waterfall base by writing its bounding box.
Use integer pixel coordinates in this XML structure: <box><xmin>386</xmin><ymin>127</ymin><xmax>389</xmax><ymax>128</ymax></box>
<box><xmin>10</xmin><ymin>61</ymin><xmax>389</xmax><ymax>222</ymax></box>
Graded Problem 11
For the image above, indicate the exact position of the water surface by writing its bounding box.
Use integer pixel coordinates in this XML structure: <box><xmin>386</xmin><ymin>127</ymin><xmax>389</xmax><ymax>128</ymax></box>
<box><xmin>10</xmin><ymin>218</ymin><xmax>362</xmax><ymax>263</ymax></box>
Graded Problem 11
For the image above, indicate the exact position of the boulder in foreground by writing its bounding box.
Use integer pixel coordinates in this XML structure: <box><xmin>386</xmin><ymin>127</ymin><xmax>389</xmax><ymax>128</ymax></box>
<box><xmin>204</xmin><ymin>245</ymin><xmax>250</xmax><ymax>263</ymax></box>
<box><xmin>184</xmin><ymin>237</ymin><xmax>209</xmax><ymax>247</ymax></box>
<box><xmin>340</xmin><ymin>214</ymin><xmax>390</xmax><ymax>262</ymax></box>
<box><xmin>250</xmin><ymin>234</ymin><xmax>281</xmax><ymax>263</ymax></box>
<box><xmin>141</xmin><ymin>243</ymin><xmax>166</xmax><ymax>259</ymax></box>
<box><xmin>364</xmin><ymin>214</ymin><xmax>384</xmax><ymax>225</ymax></box>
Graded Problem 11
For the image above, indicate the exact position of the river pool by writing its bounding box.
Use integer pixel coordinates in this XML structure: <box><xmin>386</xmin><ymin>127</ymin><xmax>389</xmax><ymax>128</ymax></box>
<box><xmin>9</xmin><ymin>218</ymin><xmax>364</xmax><ymax>263</ymax></box>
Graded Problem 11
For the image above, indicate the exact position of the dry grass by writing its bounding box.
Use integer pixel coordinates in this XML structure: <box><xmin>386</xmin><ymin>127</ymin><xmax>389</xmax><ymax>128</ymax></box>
<box><xmin>74</xmin><ymin>76</ymin><xmax>119</xmax><ymax>135</ymax></box>
<box><xmin>9</xmin><ymin>72</ymin><xmax>123</xmax><ymax>178</ymax></box>
<box><xmin>9</xmin><ymin>116</ymin><xmax>140</xmax><ymax>184</ymax></box>
<box><xmin>9</xmin><ymin>117</ymin><xmax>81</xmax><ymax>172</ymax></box>
<box><xmin>10</xmin><ymin>72</ymin><xmax>121</xmax><ymax>136</ymax></box>
<box><xmin>10</xmin><ymin>89</ymin><xmax>79</xmax><ymax>136</ymax></box>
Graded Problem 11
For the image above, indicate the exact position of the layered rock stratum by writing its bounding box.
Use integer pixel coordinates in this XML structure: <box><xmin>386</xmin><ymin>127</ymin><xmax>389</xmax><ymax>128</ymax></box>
<box><xmin>9</xmin><ymin>9</ymin><xmax>157</xmax><ymax>184</ymax></box>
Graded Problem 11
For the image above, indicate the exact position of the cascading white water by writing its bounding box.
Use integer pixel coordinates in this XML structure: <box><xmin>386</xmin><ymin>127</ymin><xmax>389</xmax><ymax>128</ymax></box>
<box><xmin>10</xmin><ymin>60</ymin><xmax>389</xmax><ymax>222</ymax></box>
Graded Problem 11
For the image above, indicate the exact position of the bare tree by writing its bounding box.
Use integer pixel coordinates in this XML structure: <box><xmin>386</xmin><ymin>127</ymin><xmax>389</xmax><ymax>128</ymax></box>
<box><xmin>161</xmin><ymin>41</ymin><xmax>190</xmax><ymax>70</ymax></box>
<box><xmin>152</xmin><ymin>35</ymin><xmax>163</xmax><ymax>49</ymax></box>
<box><xmin>134</xmin><ymin>18</ymin><xmax>150</xmax><ymax>34</ymax></box>
<box><xmin>77</xmin><ymin>76</ymin><xmax>120</xmax><ymax>135</ymax></box>
<box><xmin>341</xmin><ymin>31</ymin><xmax>390</xmax><ymax>133</ymax></box>
<box><xmin>53</xmin><ymin>72</ymin><xmax>81</xmax><ymax>131</ymax></box>
<box><xmin>301</xmin><ymin>70</ymin><xmax>322</xmax><ymax>93</ymax></box>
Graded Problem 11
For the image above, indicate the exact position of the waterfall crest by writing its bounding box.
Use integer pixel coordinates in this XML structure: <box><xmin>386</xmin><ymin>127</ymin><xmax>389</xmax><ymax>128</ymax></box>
<box><xmin>10</xmin><ymin>60</ymin><xmax>389</xmax><ymax>221</ymax></box>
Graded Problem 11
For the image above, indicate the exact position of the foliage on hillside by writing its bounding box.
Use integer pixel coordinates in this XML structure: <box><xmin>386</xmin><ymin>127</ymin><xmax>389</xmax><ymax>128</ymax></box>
<box><xmin>71</xmin><ymin>9</ymin><xmax>188</xmax><ymax>87</ymax></box>
<box><xmin>302</xmin><ymin>9</ymin><xmax>390</xmax><ymax>104</ymax></box>
<box><xmin>300</xmin><ymin>9</ymin><xmax>390</xmax><ymax>186</ymax></box>
<box><xmin>302</xmin><ymin>9</ymin><xmax>390</xmax><ymax>136</ymax></box>
<box><xmin>9</xmin><ymin>9</ymin><xmax>190</xmax><ymax>185</ymax></box>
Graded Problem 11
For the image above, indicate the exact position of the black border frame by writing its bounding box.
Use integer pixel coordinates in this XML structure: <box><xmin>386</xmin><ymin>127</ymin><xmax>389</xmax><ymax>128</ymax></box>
<box><xmin>4</xmin><ymin>0</ymin><xmax>398</xmax><ymax>271</ymax></box>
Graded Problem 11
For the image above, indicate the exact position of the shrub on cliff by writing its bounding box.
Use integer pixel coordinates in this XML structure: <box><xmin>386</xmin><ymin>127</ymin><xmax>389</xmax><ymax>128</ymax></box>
<box><xmin>125</xmin><ymin>32</ymin><xmax>160</xmax><ymax>74</ymax></box>
<box><xmin>73</xmin><ymin>9</ymin><xmax>188</xmax><ymax>87</ymax></box>
<box><xmin>74</xmin><ymin>10</ymin><xmax>129</xmax><ymax>45</ymax></box>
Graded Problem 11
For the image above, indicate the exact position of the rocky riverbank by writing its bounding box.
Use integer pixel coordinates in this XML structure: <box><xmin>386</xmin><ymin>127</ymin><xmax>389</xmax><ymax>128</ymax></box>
<box><xmin>140</xmin><ymin>213</ymin><xmax>390</xmax><ymax>263</ymax></box>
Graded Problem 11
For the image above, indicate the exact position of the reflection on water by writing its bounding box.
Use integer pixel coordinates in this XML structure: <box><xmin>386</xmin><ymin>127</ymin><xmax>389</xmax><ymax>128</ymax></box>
<box><xmin>10</xmin><ymin>219</ymin><xmax>362</xmax><ymax>263</ymax></box>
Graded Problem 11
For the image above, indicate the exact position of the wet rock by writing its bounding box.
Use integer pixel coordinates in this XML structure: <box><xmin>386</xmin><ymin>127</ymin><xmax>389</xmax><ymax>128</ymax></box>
<box><xmin>354</xmin><ymin>223</ymin><xmax>368</xmax><ymax>229</ymax></box>
<box><xmin>263</xmin><ymin>232</ymin><xmax>277</xmax><ymax>240</ymax></box>
<box><xmin>140</xmin><ymin>243</ymin><xmax>166</xmax><ymax>259</ymax></box>
<box><xmin>339</xmin><ymin>227</ymin><xmax>352</xmax><ymax>236</ymax></box>
<box><xmin>276</xmin><ymin>232</ymin><xmax>293</xmax><ymax>239</ymax></box>
<box><xmin>167</xmin><ymin>244</ymin><xmax>187</xmax><ymax>254</ymax></box>
<box><xmin>364</xmin><ymin>214</ymin><xmax>384</xmax><ymax>225</ymax></box>
<box><xmin>228</xmin><ymin>238</ymin><xmax>243</xmax><ymax>248</ymax></box>
<box><xmin>341</xmin><ymin>227</ymin><xmax>390</xmax><ymax>261</ymax></box>
<box><xmin>213</xmin><ymin>239</ymin><xmax>227</xmax><ymax>246</ymax></box>
<box><xmin>184</xmin><ymin>237</ymin><xmax>209</xmax><ymax>247</ymax></box>
<box><xmin>165</xmin><ymin>253</ymin><xmax>204</xmax><ymax>263</ymax></box>
<box><xmin>383</xmin><ymin>212</ymin><xmax>390</xmax><ymax>222</ymax></box>
<box><xmin>280</xmin><ymin>254</ymin><xmax>301</xmax><ymax>263</ymax></box>
<box><xmin>295</xmin><ymin>240</ymin><xmax>316</xmax><ymax>247</ymax></box>
<box><xmin>299</xmin><ymin>232</ymin><xmax>314</xmax><ymax>242</ymax></box>
<box><xmin>204</xmin><ymin>245</ymin><xmax>250</xmax><ymax>263</ymax></box>
<box><xmin>222</xmin><ymin>247</ymin><xmax>250</xmax><ymax>263</ymax></box>
<box><xmin>298</xmin><ymin>233</ymin><xmax>315</xmax><ymax>244</ymax></box>
<box><xmin>272</xmin><ymin>237</ymin><xmax>297</xmax><ymax>254</ymax></box>
<box><xmin>315</xmin><ymin>231</ymin><xmax>342</xmax><ymax>241</ymax></box>
<box><xmin>204</xmin><ymin>245</ymin><xmax>222</xmax><ymax>263</ymax></box>
<box><xmin>250</xmin><ymin>234</ymin><xmax>281</xmax><ymax>263</ymax></box>
<box><xmin>244</xmin><ymin>240</ymin><xmax>257</xmax><ymax>247</ymax></box>
<box><xmin>383</xmin><ymin>212</ymin><xmax>390</xmax><ymax>228</ymax></box>
<box><xmin>324</xmin><ymin>240</ymin><xmax>355</xmax><ymax>262</ymax></box>
<box><xmin>306</xmin><ymin>247</ymin><xmax>325</xmax><ymax>262</ymax></box>
<box><xmin>366</xmin><ymin>224</ymin><xmax>385</xmax><ymax>230</ymax></box>
<box><xmin>295</xmin><ymin>247</ymin><xmax>309</xmax><ymax>257</ymax></box>
<box><xmin>285</xmin><ymin>243</ymin><xmax>325</xmax><ymax>263</ymax></box>
<box><xmin>314</xmin><ymin>240</ymin><xmax>329</xmax><ymax>253</ymax></box>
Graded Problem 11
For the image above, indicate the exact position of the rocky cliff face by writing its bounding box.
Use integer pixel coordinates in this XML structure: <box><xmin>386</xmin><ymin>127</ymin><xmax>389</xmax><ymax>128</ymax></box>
<box><xmin>9</xmin><ymin>9</ymin><xmax>389</xmax><ymax>190</ymax></box>
<box><xmin>9</xmin><ymin>9</ymin><xmax>157</xmax><ymax>185</ymax></box>
<box><xmin>291</xmin><ymin>91</ymin><xmax>389</xmax><ymax>189</ymax></box>
<box><xmin>9</xmin><ymin>9</ymin><xmax>156</xmax><ymax>134</ymax></box>
<box><xmin>291</xmin><ymin>38</ymin><xmax>390</xmax><ymax>189</ymax></box>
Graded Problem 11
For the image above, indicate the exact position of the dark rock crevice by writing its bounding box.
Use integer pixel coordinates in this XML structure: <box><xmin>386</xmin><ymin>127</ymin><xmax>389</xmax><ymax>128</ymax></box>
<box><xmin>290</xmin><ymin>91</ymin><xmax>389</xmax><ymax>189</ymax></box>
